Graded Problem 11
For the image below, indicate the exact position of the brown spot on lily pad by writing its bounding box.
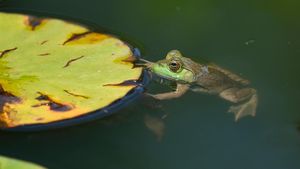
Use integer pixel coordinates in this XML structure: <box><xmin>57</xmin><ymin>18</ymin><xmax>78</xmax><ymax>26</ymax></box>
<box><xmin>40</xmin><ymin>40</ymin><xmax>48</xmax><ymax>45</ymax></box>
<box><xmin>103</xmin><ymin>79</ymin><xmax>139</xmax><ymax>87</ymax></box>
<box><xmin>64</xmin><ymin>90</ymin><xmax>89</xmax><ymax>99</ymax></box>
<box><xmin>63</xmin><ymin>31</ymin><xmax>109</xmax><ymax>45</ymax></box>
<box><xmin>33</xmin><ymin>92</ymin><xmax>73</xmax><ymax>112</ymax></box>
<box><xmin>38</xmin><ymin>53</ymin><xmax>50</xmax><ymax>56</ymax></box>
<box><xmin>36</xmin><ymin>117</ymin><xmax>44</xmax><ymax>121</ymax></box>
<box><xmin>0</xmin><ymin>86</ymin><xmax>15</xmax><ymax>97</ymax></box>
<box><xmin>0</xmin><ymin>47</ymin><xmax>17</xmax><ymax>58</ymax></box>
<box><xmin>63</xmin><ymin>55</ymin><xmax>85</xmax><ymax>68</ymax></box>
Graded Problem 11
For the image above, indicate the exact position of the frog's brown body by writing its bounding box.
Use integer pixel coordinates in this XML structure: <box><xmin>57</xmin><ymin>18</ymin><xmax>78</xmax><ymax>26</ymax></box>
<box><xmin>194</xmin><ymin>65</ymin><xmax>246</xmax><ymax>93</ymax></box>
<box><xmin>142</xmin><ymin>50</ymin><xmax>258</xmax><ymax>121</ymax></box>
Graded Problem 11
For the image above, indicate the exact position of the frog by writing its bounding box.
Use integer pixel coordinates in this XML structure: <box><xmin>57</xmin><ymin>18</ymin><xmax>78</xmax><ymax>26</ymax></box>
<box><xmin>139</xmin><ymin>50</ymin><xmax>258</xmax><ymax>121</ymax></box>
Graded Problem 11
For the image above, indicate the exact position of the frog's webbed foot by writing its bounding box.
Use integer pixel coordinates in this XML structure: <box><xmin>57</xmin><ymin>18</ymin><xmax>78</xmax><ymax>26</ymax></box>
<box><xmin>146</xmin><ymin>84</ymin><xmax>189</xmax><ymax>100</ymax></box>
<box><xmin>220</xmin><ymin>88</ymin><xmax>258</xmax><ymax>121</ymax></box>
<box><xmin>228</xmin><ymin>93</ymin><xmax>258</xmax><ymax>121</ymax></box>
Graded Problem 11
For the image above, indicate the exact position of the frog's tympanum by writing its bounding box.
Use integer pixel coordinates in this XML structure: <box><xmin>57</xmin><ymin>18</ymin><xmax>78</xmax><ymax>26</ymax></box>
<box><xmin>141</xmin><ymin>50</ymin><xmax>258</xmax><ymax>121</ymax></box>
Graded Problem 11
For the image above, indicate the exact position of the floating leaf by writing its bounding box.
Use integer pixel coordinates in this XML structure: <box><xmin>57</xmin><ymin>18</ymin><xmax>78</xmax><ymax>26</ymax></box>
<box><xmin>0</xmin><ymin>155</ymin><xmax>46</xmax><ymax>169</ymax></box>
<box><xmin>0</xmin><ymin>12</ymin><xmax>145</xmax><ymax>130</ymax></box>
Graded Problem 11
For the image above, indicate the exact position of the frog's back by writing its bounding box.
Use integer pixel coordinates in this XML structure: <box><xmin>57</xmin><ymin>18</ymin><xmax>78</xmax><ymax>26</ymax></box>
<box><xmin>195</xmin><ymin>64</ymin><xmax>250</xmax><ymax>93</ymax></box>
<box><xmin>186</xmin><ymin>56</ymin><xmax>249</xmax><ymax>86</ymax></box>
<box><xmin>208</xmin><ymin>64</ymin><xmax>250</xmax><ymax>85</ymax></box>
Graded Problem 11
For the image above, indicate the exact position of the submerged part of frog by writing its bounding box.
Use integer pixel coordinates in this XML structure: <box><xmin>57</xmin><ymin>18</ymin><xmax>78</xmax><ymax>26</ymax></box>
<box><xmin>139</xmin><ymin>50</ymin><xmax>258</xmax><ymax>121</ymax></box>
<box><xmin>144</xmin><ymin>114</ymin><xmax>165</xmax><ymax>141</ymax></box>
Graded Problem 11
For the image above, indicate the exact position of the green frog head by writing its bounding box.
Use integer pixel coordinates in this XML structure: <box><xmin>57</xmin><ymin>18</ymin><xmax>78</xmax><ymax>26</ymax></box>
<box><xmin>143</xmin><ymin>50</ymin><xmax>201</xmax><ymax>83</ymax></box>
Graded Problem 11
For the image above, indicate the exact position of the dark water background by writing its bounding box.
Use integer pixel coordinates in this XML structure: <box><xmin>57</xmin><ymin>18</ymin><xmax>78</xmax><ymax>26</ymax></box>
<box><xmin>1</xmin><ymin>0</ymin><xmax>300</xmax><ymax>169</ymax></box>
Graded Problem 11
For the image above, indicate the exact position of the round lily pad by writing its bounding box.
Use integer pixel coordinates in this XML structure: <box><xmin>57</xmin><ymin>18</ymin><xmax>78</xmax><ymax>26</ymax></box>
<box><xmin>0</xmin><ymin>12</ymin><xmax>147</xmax><ymax>131</ymax></box>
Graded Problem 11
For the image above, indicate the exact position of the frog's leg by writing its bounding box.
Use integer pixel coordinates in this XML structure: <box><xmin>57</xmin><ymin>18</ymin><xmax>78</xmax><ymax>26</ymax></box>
<box><xmin>219</xmin><ymin>88</ymin><xmax>258</xmax><ymax>121</ymax></box>
<box><xmin>220</xmin><ymin>88</ymin><xmax>255</xmax><ymax>103</ymax></box>
<box><xmin>147</xmin><ymin>83</ymin><xmax>189</xmax><ymax>100</ymax></box>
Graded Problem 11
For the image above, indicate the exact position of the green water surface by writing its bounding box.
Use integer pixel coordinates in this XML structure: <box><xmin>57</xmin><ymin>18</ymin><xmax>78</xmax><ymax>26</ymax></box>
<box><xmin>0</xmin><ymin>0</ymin><xmax>300</xmax><ymax>169</ymax></box>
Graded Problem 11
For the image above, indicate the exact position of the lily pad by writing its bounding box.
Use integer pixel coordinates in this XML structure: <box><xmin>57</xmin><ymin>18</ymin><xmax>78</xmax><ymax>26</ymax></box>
<box><xmin>0</xmin><ymin>155</ymin><xmax>46</xmax><ymax>169</ymax></box>
<box><xmin>0</xmin><ymin>12</ymin><xmax>146</xmax><ymax>130</ymax></box>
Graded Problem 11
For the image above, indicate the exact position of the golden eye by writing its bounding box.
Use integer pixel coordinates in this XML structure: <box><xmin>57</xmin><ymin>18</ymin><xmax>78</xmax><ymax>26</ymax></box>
<box><xmin>168</xmin><ymin>60</ymin><xmax>181</xmax><ymax>72</ymax></box>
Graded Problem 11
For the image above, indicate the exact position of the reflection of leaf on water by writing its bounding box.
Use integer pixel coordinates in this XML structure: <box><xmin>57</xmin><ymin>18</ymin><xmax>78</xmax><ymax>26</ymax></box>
<box><xmin>0</xmin><ymin>155</ymin><xmax>46</xmax><ymax>169</ymax></box>
<box><xmin>144</xmin><ymin>114</ymin><xmax>165</xmax><ymax>142</ymax></box>
<box><xmin>138</xmin><ymin>94</ymin><xmax>169</xmax><ymax>142</ymax></box>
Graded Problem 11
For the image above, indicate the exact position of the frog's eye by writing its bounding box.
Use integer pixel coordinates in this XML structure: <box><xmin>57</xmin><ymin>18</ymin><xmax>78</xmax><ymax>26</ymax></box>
<box><xmin>168</xmin><ymin>60</ymin><xmax>182</xmax><ymax>72</ymax></box>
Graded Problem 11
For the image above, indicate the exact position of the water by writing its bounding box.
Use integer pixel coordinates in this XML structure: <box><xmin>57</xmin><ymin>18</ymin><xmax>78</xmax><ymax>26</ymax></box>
<box><xmin>1</xmin><ymin>0</ymin><xmax>300</xmax><ymax>169</ymax></box>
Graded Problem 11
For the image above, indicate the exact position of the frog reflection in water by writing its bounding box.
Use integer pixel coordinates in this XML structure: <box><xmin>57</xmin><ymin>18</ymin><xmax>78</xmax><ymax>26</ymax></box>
<box><xmin>141</xmin><ymin>50</ymin><xmax>258</xmax><ymax>121</ymax></box>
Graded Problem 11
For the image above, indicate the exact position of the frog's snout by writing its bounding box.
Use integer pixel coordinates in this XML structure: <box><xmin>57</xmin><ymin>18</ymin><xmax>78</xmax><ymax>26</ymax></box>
<box><xmin>137</xmin><ymin>58</ymin><xmax>154</xmax><ymax>69</ymax></box>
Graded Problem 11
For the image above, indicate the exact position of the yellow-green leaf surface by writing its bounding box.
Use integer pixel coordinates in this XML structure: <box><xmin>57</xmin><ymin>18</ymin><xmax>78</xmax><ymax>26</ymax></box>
<box><xmin>0</xmin><ymin>155</ymin><xmax>46</xmax><ymax>169</ymax></box>
<box><xmin>0</xmin><ymin>12</ymin><xmax>143</xmax><ymax>128</ymax></box>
